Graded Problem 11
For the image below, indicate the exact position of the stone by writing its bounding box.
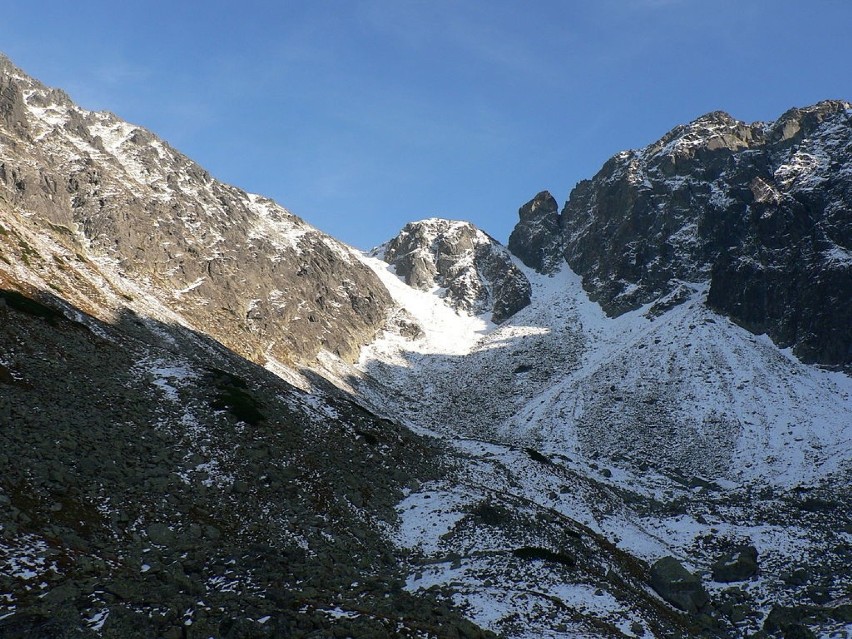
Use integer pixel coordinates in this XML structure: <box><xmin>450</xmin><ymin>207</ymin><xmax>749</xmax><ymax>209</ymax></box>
<box><xmin>764</xmin><ymin>605</ymin><xmax>817</xmax><ymax>638</ymax></box>
<box><xmin>782</xmin><ymin>568</ymin><xmax>811</xmax><ymax>586</ymax></box>
<box><xmin>203</xmin><ymin>525</ymin><xmax>221</xmax><ymax>540</ymax></box>
<box><xmin>0</xmin><ymin>363</ymin><xmax>14</xmax><ymax>384</ymax></box>
<box><xmin>649</xmin><ymin>556</ymin><xmax>710</xmax><ymax>614</ymax></box>
<box><xmin>42</xmin><ymin>582</ymin><xmax>79</xmax><ymax>604</ymax></box>
<box><xmin>711</xmin><ymin>545</ymin><xmax>759</xmax><ymax>582</ymax></box>
<box><xmin>146</xmin><ymin>522</ymin><xmax>175</xmax><ymax>546</ymax></box>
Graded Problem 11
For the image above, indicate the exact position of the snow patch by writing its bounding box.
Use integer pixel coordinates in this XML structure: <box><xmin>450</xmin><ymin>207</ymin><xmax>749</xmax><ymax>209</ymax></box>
<box><xmin>357</xmin><ymin>252</ymin><xmax>494</xmax><ymax>359</ymax></box>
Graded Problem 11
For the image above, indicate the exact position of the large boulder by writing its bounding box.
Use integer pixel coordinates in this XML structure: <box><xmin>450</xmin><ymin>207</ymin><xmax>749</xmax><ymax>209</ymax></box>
<box><xmin>764</xmin><ymin>606</ymin><xmax>817</xmax><ymax>639</ymax></box>
<box><xmin>649</xmin><ymin>556</ymin><xmax>710</xmax><ymax>614</ymax></box>
<box><xmin>711</xmin><ymin>545</ymin><xmax>759</xmax><ymax>582</ymax></box>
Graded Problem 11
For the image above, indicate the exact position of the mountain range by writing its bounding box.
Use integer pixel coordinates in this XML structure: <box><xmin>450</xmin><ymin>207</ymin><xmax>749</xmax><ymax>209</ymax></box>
<box><xmin>1</xmin><ymin>53</ymin><xmax>851</xmax><ymax>638</ymax></box>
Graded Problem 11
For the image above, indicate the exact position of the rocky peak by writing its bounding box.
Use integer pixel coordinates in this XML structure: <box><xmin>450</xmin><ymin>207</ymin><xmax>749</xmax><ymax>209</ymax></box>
<box><xmin>0</xmin><ymin>63</ymin><xmax>28</xmax><ymax>132</ymax></box>
<box><xmin>507</xmin><ymin>190</ymin><xmax>563</xmax><ymax>272</ymax></box>
<box><xmin>643</xmin><ymin>111</ymin><xmax>765</xmax><ymax>174</ymax></box>
<box><xmin>767</xmin><ymin>99</ymin><xmax>852</xmax><ymax>145</ymax></box>
<box><xmin>0</xmin><ymin>54</ymin><xmax>27</xmax><ymax>88</ymax></box>
<box><xmin>0</xmin><ymin>52</ymin><xmax>16</xmax><ymax>72</ymax></box>
<box><xmin>378</xmin><ymin>218</ymin><xmax>531</xmax><ymax>323</ymax></box>
<box><xmin>507</xmin><ymin>102</ymin><xmax>852</xmax><ymax>366</ymax></box>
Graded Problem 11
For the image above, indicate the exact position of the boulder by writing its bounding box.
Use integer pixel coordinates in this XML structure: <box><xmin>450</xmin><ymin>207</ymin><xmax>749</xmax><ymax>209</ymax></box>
<box><xmin>649</xmin><ymin>556</ymin><xmax>710</xmax><ymax>614</ymax></box>
<box><xmin>146</xmin><ymin>522</ymin><xmax>175</xmax><ymax>546</ymax></box>
<box><xmin>711</xmin><ymin>545</ymin><xmax>758</xmax><ymax>582</ymax></box>
<box><xmin>764</xmin><ymin>605</ymin><xmax>817</xmax><ymax>639</ymax></box>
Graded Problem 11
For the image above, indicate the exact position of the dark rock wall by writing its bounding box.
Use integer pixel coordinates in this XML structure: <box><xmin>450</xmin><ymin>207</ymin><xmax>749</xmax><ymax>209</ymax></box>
<box><xmin>508</xmin><ymin>190</ymin><xmax>562</xmax><ymax>273</ymax></box>
<box><xmin>509</xmin><ymin>101</ymin><xmax>852</xmax><ymax>365</ymax></box>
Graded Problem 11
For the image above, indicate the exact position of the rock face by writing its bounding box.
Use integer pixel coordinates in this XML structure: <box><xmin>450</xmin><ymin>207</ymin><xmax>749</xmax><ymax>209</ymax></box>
<box><xmin>0</xmin><ymin>54</ymin><xmax>392</xmax><ymax>367</ymax></box>
<box><xmin>649</xmin><ymin>556</ymin><xmax>711</xmax><ymax>614</ymax></box>
<box><xmin>507</xmin><ymin>190</ymin><xmax>562</xmax><ymax>272</ymax></box>
<box><xmin>379</xmin><ymin>218</ymin><xmax>531</xmax><ymax>323</ymax></box>
<box><xmin>509</xmin><ymin>101</ymin><xmax>852</xmax><ymax>366</ymax></box>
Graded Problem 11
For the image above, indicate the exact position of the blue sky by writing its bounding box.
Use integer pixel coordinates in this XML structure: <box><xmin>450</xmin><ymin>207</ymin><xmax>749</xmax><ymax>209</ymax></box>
<box><xmin>3</xmin><ymin>1</ymin><xmax>851</xmax><ymax>249</ymax></box>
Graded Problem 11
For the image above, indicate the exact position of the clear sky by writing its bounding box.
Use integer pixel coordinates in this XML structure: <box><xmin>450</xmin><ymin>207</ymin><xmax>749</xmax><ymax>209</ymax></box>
<box><xmin>3</xmin><ymin>1</ymin><xmax>851</xmax><ymax>249</ymax></box>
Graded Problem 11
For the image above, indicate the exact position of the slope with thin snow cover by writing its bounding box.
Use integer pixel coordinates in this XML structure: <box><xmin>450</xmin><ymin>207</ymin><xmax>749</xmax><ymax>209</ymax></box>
<box><xmin>4</xmin><ymin>51</ymin><xmax>852</xmax><ymax>638</ymax></box>
<box><xmin>1</xmin><ymin>53</ymin><xmax>393</xmax><ymax>368</ymax></box>
<box><xmin>351</xmin><ymin>246</ymin><xmax>852</xmax><ymax>638</ymax></box>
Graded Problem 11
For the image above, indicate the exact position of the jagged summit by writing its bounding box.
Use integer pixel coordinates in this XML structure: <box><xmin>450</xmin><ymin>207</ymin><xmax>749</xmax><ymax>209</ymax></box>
<box><xmin>643</xmin><ymin>109</ymin><xmax>763</xmax><ymax>162</ymax></box>
<box><xmin>376</xmin><ymin>217</ymin><xmax>531</xmax><ymax>323</ymax></box>
<box><xmin>508</xmin><ymin>101</ymin><xmax>852</xmax><ymax>366</ymax></box>
<box><xmin>767</xmin><ymin>99</ymin><xmax>852</xmax><ymax>144</ymax></box>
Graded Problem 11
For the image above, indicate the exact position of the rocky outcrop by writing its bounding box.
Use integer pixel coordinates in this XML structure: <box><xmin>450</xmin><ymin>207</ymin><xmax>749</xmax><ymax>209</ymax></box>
<box><xmin>0</xmin><ymin>54</ymin><xmax>392</xmax><ymax>367</ymax></box>
<box><xmin>379</xmin><ymin>219</ymin><xmax>531</xmax><ymax>323</ymax></box>
<box><xmin>507</xmin><ymin>190</ymin><xmax>562</xmax><ymax>272</ymax></box>
<box><xmin>508</xmin><ymin>101</ymin><xmax>852</xmax><ymax>366</ymax></box>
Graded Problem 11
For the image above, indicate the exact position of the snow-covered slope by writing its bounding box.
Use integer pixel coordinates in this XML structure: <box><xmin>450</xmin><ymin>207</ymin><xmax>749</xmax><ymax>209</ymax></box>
<box><xmin>349</xmin><ymin>251</ymin><xmax>852</xmax><ymax>638</ymax></box>
<box><xmin>355</xmin><ymin>257</ymin><xmax>851</xmax><ymax>484</ymax></box>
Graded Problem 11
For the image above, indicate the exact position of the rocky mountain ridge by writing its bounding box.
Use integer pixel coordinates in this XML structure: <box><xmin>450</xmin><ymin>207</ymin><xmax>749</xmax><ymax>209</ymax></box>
<box><xmin>509</xmin><ymin>100</ymin><xmax>852</xmax><ymax>366</ymax></box>
<box><xmin>0</xmin><ymin>53</ymin><xmax>391</xmax><ymax>368</ymax></box>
